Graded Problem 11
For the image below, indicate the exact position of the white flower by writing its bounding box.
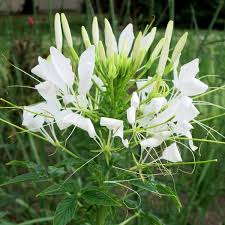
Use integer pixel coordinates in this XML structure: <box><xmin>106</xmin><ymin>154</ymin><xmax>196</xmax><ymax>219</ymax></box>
<box><xmin>32</xmin><ymin>47</ymin><xmax>75</xmax><ymax>93</ymax></box>
<box><xmin>161</xmin><ymin>143</ymin><xmax>182</xmax><ymax>162</ymax></box>
<box><xmin>174</xmin><ymin>58</ymin><xmax>208</xmax><ymax>96</ymax></box>
<box><xmin>56</xmin><ymin>110</ymin><xmax>97</xmax><ymax>139</ymax></box>
<box><xmin>100</xmin><ymin>117</ymin><xmax>128</xmax><ymax>148</ymax></box>
<box><xmin>118</xmin><ymin>23</ymin><xmax>134</xmax><ymax>56</ymax></box>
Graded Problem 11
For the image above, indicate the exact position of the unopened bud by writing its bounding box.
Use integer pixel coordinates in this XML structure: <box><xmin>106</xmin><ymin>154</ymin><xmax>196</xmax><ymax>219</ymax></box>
<box><xmin>150</xmin><ymin>37</ymin><xmax>165</xmax><ymax>62</ymax></box>
<box><xmin>171</xmin><ymin>32</ymin><xmax>188</xmax><ymax>63</ymax></box>
<box><xmin>156</xmin><ymin>20</ymin><xmax>173</xmax><ymax>76</ymax></box>
<box><xmin>131</xmin><ymin>31</ymin><xmax>142</xmax><ymax>59</ymax></box>
<box><xmin>81</xmin><ymin>26</ymin><xmax>91</xmax><ymax>49</ymax></box>
<box><xmin>104</xmin><ymin>18</ymin><xmax>118</xmax><ymax>57</ymax></box>
<box><xmin>141</xmin><ymin>27</ymin><xmax>157</xmax><ymax>51</ymax></box>
<box><xmin>92</xmin><ymin>17</ymin><xmax>99</xmax><ymax>46</ymax></box>
<box><xmin>97</xmin><ymin>41</ymin><xmax>106</xmax><ymax>61</ymax></box>
<box><xmin>54</xmin><ymin>13</ymin><xmax>62</xmax><ymax>51</ymax></box>
<box><xmin>61</xmin><ymin>13</ymin><xmax>73</xmax><ymax>48</ymax></box>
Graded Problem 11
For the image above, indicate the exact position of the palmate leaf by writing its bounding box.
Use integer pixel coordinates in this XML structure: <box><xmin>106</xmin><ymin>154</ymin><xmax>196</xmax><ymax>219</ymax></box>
<box><xmin>82</xmin><ymin>188</ymin><xmax>121</xmax><ymax>206</ymax></box>
<box><xmin>53</xmin><ymin>195</ymin><xmax>77</xmax><ymax>225</ymax></box>
<box><xmin>0</xmin><ymin>172</ymin><xmax>48</xmax><ymax>187</ymax></box>
<box><xmin>37</xmin><ymin>181</ymin><xmax>78</xmax><ymax>197</ymax></box>
<box><xmin>131</xmin><ymin>180</ymin><xmax>182</xmax><ymax>211</ymax></box>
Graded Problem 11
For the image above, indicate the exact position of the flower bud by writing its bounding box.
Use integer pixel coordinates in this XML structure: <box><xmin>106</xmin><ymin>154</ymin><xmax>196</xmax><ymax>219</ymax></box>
<box><xmin>54</xmin><ymin>13</ymin><xmax>62</xmax><ymax>51</ymax></box>
<box><xmin>81</xmin><ymin>26</ymin><xmax>91</xmax><ymax>49</ymax></box>
<box><xmin>150</xmin><ymin>37</ymin><xmax>165</xmax><ymax>62</ymax></box>
<box><xmin>61</xmin><ymin>13</ymin><xmax>73</xmax><ymax>48</ymax></box>
<box><xmin>141</xmin><ymin>27</ymin><xmax>157</xmax><ymax>51</ymax></box>
<box><xmin>131</xmin><ymin>31</ymin><xmax>142</xmax><ymax>59</ymax></box>
<box><xmin>92</xmin><ymin>17</ymin><xmax>99</xmax><ymax>46</ymax></box>
<box><xmin>97</xmin><ymin>41</ymin><xmax>106</xmax><ymax>61</ymax></box>
<box><xmin>171</xmin><ymin>32</ymin><xmax>188</xmax><ymax>63</ymax></box>
<box><xmin>156</xmin><ymin>20</ymin><xmax>173</xmax><ymax>76</ymax></box>
<box><xmin>104</xmin><ymin>18</ymin><xmax>118</xmax><ymax>57</ymax></box>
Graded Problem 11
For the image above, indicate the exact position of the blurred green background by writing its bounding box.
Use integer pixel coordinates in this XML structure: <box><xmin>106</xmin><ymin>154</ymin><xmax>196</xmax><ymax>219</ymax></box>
<box><xmin>0</xmin><ymin>0</ymin><xmax>225</xmax><ymax>224</ymax></box>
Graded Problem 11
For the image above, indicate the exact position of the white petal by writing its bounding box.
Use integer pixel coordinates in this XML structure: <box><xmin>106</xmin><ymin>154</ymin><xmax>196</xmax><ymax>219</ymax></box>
<box><xmin>35</xmin><ymin>81</ymin><xmax>58</xmax><ymax>102</ymax></box>
<box><xmin>175</xmin><ymin>78</ymin><xmax>208</xmax><ymax>96</ymax></box>
<box><xmin>64</xmin><ymin>113</ymin><xmax>96</xmax><ymax>138</ymax></box>
<box><xmin>37</xmin><ymin>56</ymin><xmax>66</xmax><ymax>91</ymax></box>
<box><xmin>78</xmin><ymin>45</ymin><xmax>95</xmax><ymax>95</ymax></box>
<box><xmin>140</xmin><ymin>131</ymin><xmax>172</xmax><ymax>150</ymax></box>
<box><xmin>179</xmin><ymin>58</ymin><xmax>199</xmax><ymax>80</ymax></box>
<box><xmin>100</xmin><ymin>117</ymin><xmax>128</xmax><ymax>148</ymax></box>
<box><xmin>161</xmin><ymin>143</ymin><xmax>182</xmax><ymax>162</ymax></box>
<box><xmin>63</xmin><ymin>94</ymin><xmax>75</xmax><ymax>105</ymax></box>
<box><xmin>174</xmin><ymin>96</ymin><xmax>199</xmax><ymax>122</ymax></box>
<box><xmin>22</xmin><ymin>102</ymin><xmax>47</xmax><ymax>132</ymax></box>
<box><xmin>104</xmin><ymin>19</ymin><xmax>118</xmax><ymax>57</ymax></box>
<box><xmin>77</xmin><ymin>94</ymin><xmax>89</xmax><ymax>108</ymax></box>
<box><xmin>55</xmin><ymin>109</ymin><xmax>73</xmax><ymax>130</ymax></box>
<box><xmin>131</xmin><ymin>92</ymin><xmax>139</xmax><ymax>108</ymax></box>
<box><xmin>127</xmin><ymin>106</ymin><xmax>136</xmax><ymax>125</ymax></box>
<box><xmin>173</xmin><ymin>121</ymin><xmax>193</xmax><ymax>136</ymax></box>
<box><xmin>140</xmin><ymin>137</ymin><xmax>162</xmax><ymax>150</ymax></box>
<box><xmin>118</xmin><ymin>23</ymin><xmax>134</xmax><ymax>56</ymax></box>
<box><xmin>50</xmin><ymin>47</ymin><xmax>75</xmax><ymax>87</ymax></box>
<box><xmin>31</xmin><ymin>64</ymin><xmax>46</xmax><ymax>80</ymax></box>
<box><xmin>143</xmin><ymin>97</ymin><xmax>167</xmax><ymax>115</ymax></box>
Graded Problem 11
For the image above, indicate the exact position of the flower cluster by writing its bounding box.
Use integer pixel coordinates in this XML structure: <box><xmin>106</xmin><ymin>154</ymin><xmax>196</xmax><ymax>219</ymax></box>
<box><xmin>22</xmin><ymin>13</ymin><xmax>208</xmax><ymax>166</ymax></box>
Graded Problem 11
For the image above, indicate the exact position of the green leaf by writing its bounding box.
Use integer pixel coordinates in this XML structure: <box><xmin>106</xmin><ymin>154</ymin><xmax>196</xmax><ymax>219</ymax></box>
<box><xmin>48</xmin><ymin>166</ymin><xmax>66</xmax><ymax>177</ymax></box>
<box><xmin>131</xmin><ymin>180</ymin><xmax>181</xmax><ymax>211</ymax></box>
<box><xmin>0</xmin><ymin>173</ymin><xmax>48</xmax><ymax>187</ymax></box>
<box><xmin>143</xmin><ymin>212</ymin><xmax>165</xmax><ymax>225</ymax></box>
<box><xmin>37</xmin><ymin>181</ymin><xmax>78</xmax><ymax>197</ymax></box>
<box><xmin>53</xmin><ymin>195</ymin><xmax>77</xmax><ymax>225</ymax></box>
<box><xmin>155</xmin><ymin>183</ymin><xmax>182</xmax><ymax>211</ymax></box>
<box><xmin>131</xmin><ymin>180</ymin><xmax>159</xmax><ymax>194</ymax></box>
<box><xmin>6</xmin><ymin>160</ymin><xmax>38</xmax><ymax>170</ymax></box>
<box><xmin>82</xmin><ymin>188</ymin><xmax>121</xmax><ymax>206</ymax></box>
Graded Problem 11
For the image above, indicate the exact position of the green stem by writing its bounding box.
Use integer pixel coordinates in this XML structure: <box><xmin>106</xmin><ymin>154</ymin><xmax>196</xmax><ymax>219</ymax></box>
<box><xmin>96</xmin><ymin>206</ymin><xmax>108</xmax><ymax>225</ymax></box>
<box><xmin>18</xmin><ymin>217</ymin><xmax>53</xmax><ymax>225</ymax></box>
<box><xmin>118</xmin><ymin>211</ymin><xmax>140</xmax><ymax>225</ymax></box>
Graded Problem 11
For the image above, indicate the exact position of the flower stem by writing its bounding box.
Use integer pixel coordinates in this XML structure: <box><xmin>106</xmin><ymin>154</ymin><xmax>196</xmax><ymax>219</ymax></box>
<box><xmin>96</xmin><ymin>206</ymin><xmax>108</xmax><ymax>225</ymax></box>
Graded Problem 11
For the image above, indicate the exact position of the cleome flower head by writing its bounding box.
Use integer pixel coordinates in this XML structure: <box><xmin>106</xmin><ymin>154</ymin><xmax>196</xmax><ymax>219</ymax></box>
<box><xmin>21</xmin><ymin>14</ymin><xmax>209</xmax><ymax>169</ymax></box>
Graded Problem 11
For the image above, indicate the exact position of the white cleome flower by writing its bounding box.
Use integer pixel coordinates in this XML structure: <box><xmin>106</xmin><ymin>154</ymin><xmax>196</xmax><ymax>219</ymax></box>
<box><xmin>100</xmin><ymin>117</ymin><xmax>129</xmax><ymax>148</ymax></box>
